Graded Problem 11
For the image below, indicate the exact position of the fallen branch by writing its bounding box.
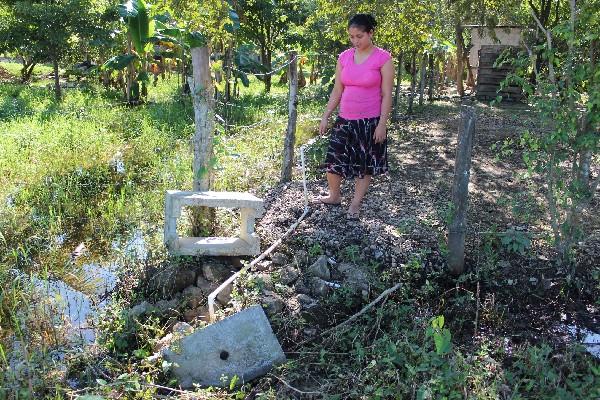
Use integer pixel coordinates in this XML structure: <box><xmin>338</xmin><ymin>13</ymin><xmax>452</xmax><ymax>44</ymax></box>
<box><xmin>295</xmin><ymin>282</ymin><xmax>403</xmax><ymax>349</ymax></box>
<box><xmin>268</xmin><ymin>373</ymin><xmax>322</xmax><ymax>396</ymax></box>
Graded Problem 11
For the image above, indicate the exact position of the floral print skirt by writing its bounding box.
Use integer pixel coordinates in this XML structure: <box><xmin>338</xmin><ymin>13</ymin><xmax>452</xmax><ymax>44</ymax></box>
<box><xmin>324</xmin><ymin>116</ymin><xmax>388</xmax><ymax>179</ymax></box>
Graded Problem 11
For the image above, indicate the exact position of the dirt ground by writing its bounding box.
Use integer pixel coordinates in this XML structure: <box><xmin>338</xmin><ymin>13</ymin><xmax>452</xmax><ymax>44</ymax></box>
<box><xmin>255</xmin><ymin>97</ymin><xmax>599</xmax><ymax>359</ymax></box>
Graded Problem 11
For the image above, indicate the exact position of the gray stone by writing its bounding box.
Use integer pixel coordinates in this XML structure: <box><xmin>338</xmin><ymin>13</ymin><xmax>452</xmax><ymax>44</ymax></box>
<box><xmin>279</xmin><ymin>266</ymin><xmax>300</xmax><ymax>285</ymax></box>
<box><xmin>216</xmin><ymin>283</ymin><xmax>233</xmax><ymax>305</ymax></box>
<box><xmin>203</xmin><ymin>260</ymin><xmax>234</xmax><ymax>282</ymax></box>
<box><xmin>337</xmin><ymin>263</ymin><xmax>370</xmax><ymax>294</ymax></box>
<box><xmin>294</xmin><ymin>280</ymin><xmax>311</xmax><ymax>295</ymax></box>
<box><xmin>149</xmin><ymin>267</ymin><xmax>197</xmax><ymax>296</ymax></box>
<box><xmin>154</xmin><ymin>299</ymin><xmax>180</xmax><ymax>317</ymax></box>
<box><xmin>129</xmin><ymin>301</ymin><xmax>154</xmax><ymax>318</ymax></box>
<box><xmin>256</xmin><ymin>273</ymin><xmax>274</xmax><ymax>291</ymax></box>
<box><xmin>183</xmin><ymin>306</ymin><xmax>211</xmax><ymax>323</ymax></box>
<box><xmin>173</xmin><ymin>322</ymin><xmax>194</xmax><ymax>335</ymax></box>
<box><xmin>253</xmin><ymin>260</ymin><xmax>272</xmax><ymax>272</ymax></box>
<box><xmin>307</xmin><ymin>255</ymin><xmax>330</xmax><ymax>280</ymax></box>
<box><xmin>164</xmin><ymin>305</ymin><xmax>286</xmax><ymax>388</ymax></box>
<box><xmin>308</xmin><ymin>277</ymin><xmax>330</xmax><ymax>298</ymax></box>
<box><xmin>182</xmin><ymin>286</ymin><xmax>204</xmax><ymax>309</ymax></box>
<box><xmin>262</xmin><ymin>292</ymin><xmax>285</xmax><ymax>316</ymax></box>
<box><xmin>296</xmin><ymin>294</ymin><xmax>317</xmax><ymax>308</ymax></box>
<box><xmin>271</xmin><ymin>252</ymin><xmax>288</xmax><ymax>266</ymax></box>
<box><xmin>153</xmin><ymin>333</ymin><xmax>174</xmax><ymax>353</ymax></box>
<box><xmin>173</xmin><ymin>269</ymin><xmax>197</xmax><ymax>293</ymax></box>
<box><xmin>196</xmin><ymin>275</ymin><xmax>217</xmax><ymax>295</ymax></box>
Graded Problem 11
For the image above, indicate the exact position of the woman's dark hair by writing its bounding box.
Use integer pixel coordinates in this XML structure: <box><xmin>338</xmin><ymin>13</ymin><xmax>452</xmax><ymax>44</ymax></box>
<box><xmin>348</xmin><ymin>14</ymin><xmax>377</xmax><ymax>33</ymax></box>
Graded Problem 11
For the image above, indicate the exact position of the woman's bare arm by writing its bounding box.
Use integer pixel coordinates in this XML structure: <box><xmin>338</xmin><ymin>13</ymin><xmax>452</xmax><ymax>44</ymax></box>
<box><xmin>319</xmin><ymin>61</ymin><xmax>344</xmax><ymax>135</ymax></box>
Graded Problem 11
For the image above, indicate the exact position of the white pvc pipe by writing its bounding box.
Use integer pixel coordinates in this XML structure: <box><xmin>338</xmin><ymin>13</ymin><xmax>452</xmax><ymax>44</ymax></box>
<box><xmin>208</xmin><ymin>140</ymin><xmax>314</xmax><ymax>322</ymax></box>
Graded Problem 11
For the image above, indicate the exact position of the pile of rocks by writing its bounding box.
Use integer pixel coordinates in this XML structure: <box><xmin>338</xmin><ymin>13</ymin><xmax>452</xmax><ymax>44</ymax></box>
<box><xmin>247</xmin><ymin>252</ymin><xmax>372</xmax><ymax>319</ymax></box>
<box><xmin>136</xmin><ymin>256</ymin><xmax>243</xmax><ymax>324</ymax></box>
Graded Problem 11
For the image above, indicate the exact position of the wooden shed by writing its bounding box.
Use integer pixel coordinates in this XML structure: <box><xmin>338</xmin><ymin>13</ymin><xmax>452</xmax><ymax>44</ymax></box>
<box><xmin>467</xmin><ymin>26</ymin><xmax>524</xmax><ymax>101</ymax></box>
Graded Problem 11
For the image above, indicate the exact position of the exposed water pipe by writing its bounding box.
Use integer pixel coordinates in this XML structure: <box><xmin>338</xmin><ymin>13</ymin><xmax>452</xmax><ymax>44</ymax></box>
<box><xmin>208</xmin><ymin>140</ymin><xmax>314</xmax><ymax>322</ymax></box>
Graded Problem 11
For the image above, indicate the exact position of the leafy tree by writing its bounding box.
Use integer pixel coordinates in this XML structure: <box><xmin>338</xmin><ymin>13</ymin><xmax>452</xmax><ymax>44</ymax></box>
<box><xmin>503</xmin><ymin>0</ymin><xmax>600</xmax><ymax>260</ymax></box>
<box><xmin>233</xmin><ymin>0</ymin><xmax>311</xmax><ymax>92</ymax></box>
<box><xmin>0</xmin><ymin>0</ymin><xmax>109</xmax><ymax>98</ymax></box>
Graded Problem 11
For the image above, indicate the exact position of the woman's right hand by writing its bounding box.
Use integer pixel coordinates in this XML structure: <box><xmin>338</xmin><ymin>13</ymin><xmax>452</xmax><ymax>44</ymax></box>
<box><xmin>319</xmin><ymin>115</ymin><xmax>329</xmax><ymax>136</ymax></box>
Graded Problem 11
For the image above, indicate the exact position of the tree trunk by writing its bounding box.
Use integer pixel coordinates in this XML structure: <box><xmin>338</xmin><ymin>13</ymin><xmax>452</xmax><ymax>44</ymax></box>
<box><xmin>298</xmin><ymin>62</ymin><xmax>306</xmax><ymax>88</ymax></box>
<box><xmin>428</xmin><ymin>53</ymin><xmax>435</xmax><ymax>101</ymax></box>
<box><xmin>408</xmin><ymin>52</ymin><xmax>417</xmax><ymax>114</ymax></box>
<box><xmin>233</xmin><ymin>75</ymin><xmax>238</xmax><ymax>100</ymax></box>
<box><xmin>126</xmin><ymin>34</ymin><xmax>134</xmax><ymax>103</ymax></box>
<box><xmin>189</xmin><ymin>46</ymin><xmax>216</xmax><ymax>236</ymax></box>
<box><xmin>455</xmin><ymin>24</ymin><xmax>465</xmax><ymax>97</ymax></box>
<box><xmin>224</xmin><ymin>42</ymin><xmax>233</xmax><ymax>102</ymax></box>
<box><xmin>53</xmin><ymin>59</ymin><xmax>61</xmax><ymax>101</ymax></box>
<box><xmin>418</xmin><ymin>53</ymin><xmax>427</xmax><ymax>106</ymax></box>
<box><xmin>262</xmin><ymin>48</ymin><xmax>272</xmax><ymax>92</ymax></box>
<box><xmin>448</xmin><ymin>105</ymin><xmax>476</xmax><ymax>275</ymax></box>
<box><xmin>466</xmin><ymin>53</ymin><xmax>475</xmax><ymax>89</ymax></box>
<box><xmin>393</xmin><ymin>52</ymin><xmax>404</xmax><ymax>121</ymax></box>
<box><xmin>20</xmin><ymin>57</ymin><xmax>36</xmax><ymax>83</ymax></box>
<box><xmin>309</xmin><ymin>58</ymin><xmax>316</xmax><ymax>84</ymax></box>
<box><xmin>279</xmin><ymin>68</ymin><xmax>288</xmax><ymax>84</ymax></box>
<box><xmin>281</xmin><ymin>51</ymin><xmax>298</xmax><ymax>183</ymax></box>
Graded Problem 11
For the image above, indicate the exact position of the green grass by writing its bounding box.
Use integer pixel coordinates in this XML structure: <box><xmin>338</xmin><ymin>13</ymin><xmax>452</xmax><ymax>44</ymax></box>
<box><xmin>0</xmin><ymin>60</ymin><xmax>55</xmax><ymax>80</ymax></box>
<box><xmin>0</xmin><ymin>70</ymin><xmax>329</xmax><ymax>399</ymax></box>
<box><xmin>0</xmin><ymin>75</ymin><xmax>327</xmax><ymax>270</ymax></box>
<box><xmin>1</xmin><ymin>71</ymin><xmax>599</xmax><ymax>399</ymax></box>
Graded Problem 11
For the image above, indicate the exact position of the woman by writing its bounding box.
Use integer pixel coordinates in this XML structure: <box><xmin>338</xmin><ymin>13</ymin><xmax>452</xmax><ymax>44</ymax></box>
<box><xmin>318</xmin><ymin>13</ymin><xmax>394</xmax><ymax>219</ymax></box>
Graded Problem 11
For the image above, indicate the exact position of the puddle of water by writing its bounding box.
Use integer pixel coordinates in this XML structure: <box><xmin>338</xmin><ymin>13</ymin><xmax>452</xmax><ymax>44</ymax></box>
<box><xmin>55</xmin><ymin>233</ymin><xmax>67</xmax><ymax>246</ymax></box>
<box><xmin>111</xmin><ymin>151</ymin><xmax>126</xmax><ymax>174</ymax></box>
<box><xmin>32</xmin><ymin>262</ymin><xmax>119</xmax><ymax>344</ymax></box>
<box><xmin>565</xmin><ymin>325</ymin><xmax>600</xmax><ymax>358</ymax></box>
<box><xmin>35</xmin><ymin>229</ymin><xmax>147</xmax><ymax>344</ymax></box>
<box><xmin>113</xmin><ymin>229</ymin><xmax>147</xmax><ymax>261</ymax></box>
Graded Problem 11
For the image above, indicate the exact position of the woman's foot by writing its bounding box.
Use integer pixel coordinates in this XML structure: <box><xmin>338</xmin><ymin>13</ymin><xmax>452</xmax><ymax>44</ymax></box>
<box><xmin>316</xmin><ymin>195</ymin><xmax>342</xmax><ymax>206</ymax></box>
<box><xmin>347</xmin><ymin>203</ymin><xmax>361</xmax><ymax>219</ymax></box>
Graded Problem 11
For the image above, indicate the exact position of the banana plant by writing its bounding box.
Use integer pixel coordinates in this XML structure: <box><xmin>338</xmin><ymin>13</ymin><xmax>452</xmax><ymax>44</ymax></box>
<box><xmin>102</xmin><ymin>0</ymin><xmax>154</xmax><ymax>103</ymax></box>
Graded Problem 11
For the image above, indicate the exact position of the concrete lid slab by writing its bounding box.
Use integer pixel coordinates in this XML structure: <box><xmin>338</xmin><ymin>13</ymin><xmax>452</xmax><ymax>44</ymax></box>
<box><xmin>163</xmin><ymin>305</ymin><xmax>286</xmax><ymax>388</ymax></box>
<box><xmin>166</xmin><ymin>190</ymin><xmax>265</xmax><ymax>211</ymax></box>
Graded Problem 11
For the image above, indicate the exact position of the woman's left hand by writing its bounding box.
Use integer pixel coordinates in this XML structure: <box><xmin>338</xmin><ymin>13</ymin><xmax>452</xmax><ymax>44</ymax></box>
<box><xmin>373</xmin><ymin>124</ymin><xmax>387</xmax><ymax>144</ymax></box>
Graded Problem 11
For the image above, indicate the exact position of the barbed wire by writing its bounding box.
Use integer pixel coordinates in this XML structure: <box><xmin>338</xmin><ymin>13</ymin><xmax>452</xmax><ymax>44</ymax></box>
<box><xmin>222</xmin><ymin>54</ymin><xmax>300</xmax><ymax>77</ymax></box>
<box><xmin>220</xmin><ymin>52</ymin><xmax>336</xmax><ymax>78</ymax></box>
<box><xmin>215</xmin><ymin>113</ymin><xmax>285</xmax><ymax>129</ymax></box>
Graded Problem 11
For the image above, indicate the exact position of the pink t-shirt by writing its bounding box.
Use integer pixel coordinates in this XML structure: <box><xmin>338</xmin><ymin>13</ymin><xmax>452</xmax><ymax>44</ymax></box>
<box><xmin>338</xmin><ymin>47</ymin><xmax>392</xmax><ymax>120</ymax></box>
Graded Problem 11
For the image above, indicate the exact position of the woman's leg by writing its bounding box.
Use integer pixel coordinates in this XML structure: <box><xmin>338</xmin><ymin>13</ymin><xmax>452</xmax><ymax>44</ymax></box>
<box><xmin>349</xmin><ymin>175</ymin><xmax>372</xmax><ymax>214</ymax></box>
<box><xmin>320</xmin><ymin>172</ymin><xmax>343</xmax><ymax>204</ymax></box>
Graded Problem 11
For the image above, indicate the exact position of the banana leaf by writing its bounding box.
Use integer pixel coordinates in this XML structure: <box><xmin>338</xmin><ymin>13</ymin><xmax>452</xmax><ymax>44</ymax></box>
<box><xmin>102</xmin><ymin>54</ymin><xmax>138</xmax><ymax>70</ymax></box>
<box><xmin>118</xmin><ymin>0</ymin><xmax>155</xmax><ymax>54</ymax></box>
<box><xmin>224</xmin><ymin>8</ymin><xmax>240</xmax><ymax>33</ymax></box>
<box><xmin>184</xmin><ymin>31</ymin><xmax>207</xmax><ymax>48</ymax></box>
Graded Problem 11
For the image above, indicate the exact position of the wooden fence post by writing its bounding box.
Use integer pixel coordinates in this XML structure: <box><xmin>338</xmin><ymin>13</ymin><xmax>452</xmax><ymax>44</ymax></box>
<box><xmin>427</xmin><ymin>53</ymin><xmax>434</xmax><ymax>102</ymax></box>
<box><xmin>408</xmin><ymin>52</ymin><xmax>417</xmax><ymax>114</ymax></box>
<box><xmin>189</xmin><ymin>46</ymin><xmax>216</xmax><ymax>235</ymax></box>
<box><xmin>418</xmin><ymin>53</ymin><xmax>427</xmax><ymax>106</ymax></box>
<box><xmin>281</xmin><ymin>51</ymin><xmax>298</xmax><ymax>182</ymax></box>
<box><xmin>448</xmin><ymin>105</ymin><xmax>476</xmax><ymax>275</ymax></box>
<box><xmin>393</xmin><ymin>52</ymin><xmax>404</xmax><ymax>121</ymax></box>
